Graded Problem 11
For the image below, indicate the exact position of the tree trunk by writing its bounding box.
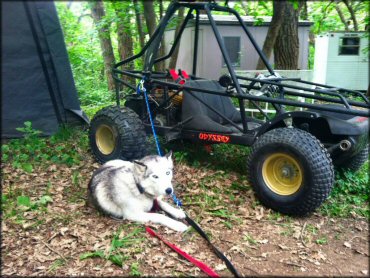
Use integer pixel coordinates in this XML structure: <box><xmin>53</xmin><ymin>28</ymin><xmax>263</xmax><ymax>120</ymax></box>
<box><xmin>90</xmin><ymin>0</ymin><xmax>116</xmax><ymax>91</ymax></box>
<box><xmin>143</xmin><ymin>0</ymin><xmax>164</xmax><ymax>71</ymax></box>
<box><xmin>67</xmin><ymin>1</ymin><xmax>73</xmax><ymax>9</ymax></box>
<box><xmin>169</xmin><ymin>7</ymin><xmax>185</xmax><ymax>69</ymax></box>
<box><xmin>274</xmin><ymin>1</ymin><xmax>301</xmax><ymax>70</ymax></box>
<box><xmin>300</xmin><ymin>0</ymin><xmax>308</xmax><ymax>20</ymax></box>
<box><xmin>238</xmin><ymin>0</ymin><xmax>248</xmax><ymax>15</ymax></box>
<box><xmin>159</xmin><ymin>0</ymin><xmax>164</xmax><ymax>19</ymax></box>
<box><xmin>256</xmin><ymin>1</ymin><xmax>287</xmax><ymax>70</ymax></box>
<box><xmin>143</xmin><ymin>1</ymin><xmax>157</xmax><ymax>37</ymax></box>
<box><xmin>157</xmin><ymin>0</ymin><xmax>166</xmax><ymax>70</ymax></box>
<box><xmin>112</xmin><ymin>2</ymin><xmax>134</xmax><ymax>84</ymax></box>
<box><xmin>335</xmin><ymin>1</ymin><xmax>349</xmax><ymax>31</ymax></box>
<box><xmin>133</xmin><ymin>0</ymin><xmax>145</xmax><ymax>49</ymax></box>
<box><xmin>342</xmin><ymin>0</ymin><xmax>358</xmax><ymax>31</ymax></box>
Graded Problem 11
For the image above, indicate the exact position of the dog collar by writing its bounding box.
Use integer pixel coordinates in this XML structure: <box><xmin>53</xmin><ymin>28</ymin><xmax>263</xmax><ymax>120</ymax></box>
<box><xmin>136</xmin><ymin>182</ymin><xmax>145</xmax><ymax>194</ymax></box>
<box><xmin>136</xmin><ymin>181</ymin><xmax>156</xmax><ymax>199</ymax></box>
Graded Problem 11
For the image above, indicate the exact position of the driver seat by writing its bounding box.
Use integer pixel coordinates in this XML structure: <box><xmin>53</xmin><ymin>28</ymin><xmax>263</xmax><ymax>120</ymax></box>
<box><xmin>181</xmin><ymin>80</ymin><xmax>244</xmax><ymax>133</ymax></box>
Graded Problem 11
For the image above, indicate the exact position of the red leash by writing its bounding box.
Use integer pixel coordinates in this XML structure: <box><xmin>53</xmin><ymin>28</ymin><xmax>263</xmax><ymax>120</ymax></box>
<box><xmin>145</xmin><ymin>226</ymin><xmax>220</xmax><ymax>277</ymax></box>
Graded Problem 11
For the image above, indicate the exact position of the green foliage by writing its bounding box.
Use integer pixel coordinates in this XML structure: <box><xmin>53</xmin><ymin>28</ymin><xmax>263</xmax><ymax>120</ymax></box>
<box><xmin>130</xmin><ymin>262</ymin><xmax>142</xmax><ymax>276</ymax></box>
<box><xmin>308</xmin><ymin>44</ymin><xmax>315</xmax><ymax>70</ymax></box>
<box><xmin>55</xmin><ymin>2</ymin><xmax>113</xmax><ymax>107</ymax></box>
<box><xmin>243</xmin><ymin>233</ymin><xmax>257</xmax><ymax>245</ymax></box>
<box><xmin>2</xmin><ymin>122</ymin><xmax>88</xmax><ymax>172</ymax></box>
<box><xmin>48</xmin><ymin>259</ymin><xmax>66</xmax><ymax>272</ymax></box>
<box><xmin>82</xmin><ymin>103</ymin><xmax>115</xmax><ymax>120</ymax></box>
<box><xmin>80</xmin><ymin>225</ymin><xmax>145</xmax><ymax>267</ymax></box>
<box><xmin>14</xmin><ymin>194</ymin><xmax>53</xmax><ymax>211</ymax></box>
<box><xmin>17</xmin><ymin>196</ymin><xmax>31</xmax><ymax>208</ymax></box>
<box><xmin>16</xmin><ymin>121</ymin><xmax>42</xmax><ymax>138</ymax></box>
<box><xmin>171</xmin><ymin>142</ymin><xmax>251</xmax><ymax>174</ymax></box>
<box><xmin>316</xmin><ymin>236</ymin><xmax>328</xmax><ymax>245</ymax></box>
<box><xmin>2</xmin><ymin>192</ymin><xmax>53</xmax><ymax>224</ymax></box>
<box><xmin>308</xmin><ymin>1</ymin><xmax>368</xmax><ymax>34</ymax></box>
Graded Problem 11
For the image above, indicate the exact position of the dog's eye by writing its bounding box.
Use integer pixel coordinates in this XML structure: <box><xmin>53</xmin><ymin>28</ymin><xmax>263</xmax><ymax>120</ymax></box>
<box><xmin>166</xmin><ymin>171</ymin><xmax>171</xmax><ymax>175</ymax></box>
<box><xmin>152</xmin><ymin>175</ymin><xmax>159</xmax><ymax>179</ymax></box>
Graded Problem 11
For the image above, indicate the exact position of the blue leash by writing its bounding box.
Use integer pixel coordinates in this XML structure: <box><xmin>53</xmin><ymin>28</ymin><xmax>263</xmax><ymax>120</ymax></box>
<box><xmin>137</xmin><ymin>80</ymin><xmax>162</xmax><ymax>157</ymax></box>
<box><xmin>137</xmin><ymin>80</ymin><xmax>239</xmax><ymax>277</ymax></box>
<box><xmin>137</xmin><ymin>79</ymin><xmax>182</xmax><ymax>207</ymax></box>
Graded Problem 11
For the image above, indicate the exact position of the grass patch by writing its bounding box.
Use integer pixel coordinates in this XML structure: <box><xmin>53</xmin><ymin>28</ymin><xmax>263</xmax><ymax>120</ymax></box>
<box><xmin>80</xmin><ymin>224</ymin><xmax>145</xmax><ymax>267</ymax></box>
<box><xmin>167</xmin><ymin>141</ymin><xmax>251</xmax><ymax>174</ymax></box>
<box><xmin>81</xmin><ymin>102</ymin><xmax>115</xmax><ymax>120</ymax></box>
<box><xmin>48</xmin><ymin>259</ymin><xmax>66</xmax><ymax>273</ymax></box>
<box><xmin>130</xmin><ymin>262</ymin><xmax>142</xmax><ymax>276</ymax></box>
<box><xmin>2</xmin><ymin>192</ymin><xmax>53</xmax><ymax>225</ymax></box>
<box><xmin>315</xmin><ymin>236</ymin><xmax>328</xmax><ymax>245</ymax></box>
<box><xmin>320</xmin><ymin>162</ymin><xmax>369</xmax><ymax>218</ymax></box>
<box><xmin>243</xmin><ymin>233</ymin><xmax>257</xmax><ymax>245</ymax></box>
<box><xmin>1</xmin><ymin>122</ymin><xmax>89</xmax><ymax>173</ymax></box>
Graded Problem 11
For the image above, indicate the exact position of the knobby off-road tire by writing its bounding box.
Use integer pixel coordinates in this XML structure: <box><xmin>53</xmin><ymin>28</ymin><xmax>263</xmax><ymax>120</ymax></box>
<box><xmin>335</xmin><ymin>146</ymin><xmax>369</xmax><ymax>173</ymax></box>
<box><xmin>247</xmin><ymin>128</ymin><xmax>334</xmax><ymax>216</ymax></box>
<box><xmin>89</xmin><ymin>106</ymin><xmax>147</xmax><ymax>164</ymax></box>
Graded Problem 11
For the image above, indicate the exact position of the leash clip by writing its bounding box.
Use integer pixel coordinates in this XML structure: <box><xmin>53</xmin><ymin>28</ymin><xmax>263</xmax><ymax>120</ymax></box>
<box><xmin>137</xmin><ymin>79</ymin><xmax>146</xmax><ymax>95</ymax></box>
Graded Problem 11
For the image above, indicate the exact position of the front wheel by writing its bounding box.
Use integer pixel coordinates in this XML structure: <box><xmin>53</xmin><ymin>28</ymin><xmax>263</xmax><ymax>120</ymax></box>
<box><xmin>247</xmin><ymin>128</ymin><xmax>334</xmax><ymax>216</ymax></box>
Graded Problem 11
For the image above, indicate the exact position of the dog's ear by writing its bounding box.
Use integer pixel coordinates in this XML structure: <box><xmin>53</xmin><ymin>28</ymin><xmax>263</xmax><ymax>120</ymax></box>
<box><xmin>133</xmin><ymin>160</ymin><xmax>147</xmax><ymax>173</ymax></box>
<box><xmin>165</xmin><ymin>150</ymin><xmax>172</xmax><ymax>160</ymax></box>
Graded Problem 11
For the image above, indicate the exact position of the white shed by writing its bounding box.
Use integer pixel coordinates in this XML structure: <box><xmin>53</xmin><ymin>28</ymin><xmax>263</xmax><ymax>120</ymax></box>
<box><xmin>164</xmin><ymin>15</ymin><xmax>312</xmax><ymax>80</ymax></box>
<box><xmin>313</xmin><ymin>32</ymin><xmax>368</xmax><ymax>91</ymax></box>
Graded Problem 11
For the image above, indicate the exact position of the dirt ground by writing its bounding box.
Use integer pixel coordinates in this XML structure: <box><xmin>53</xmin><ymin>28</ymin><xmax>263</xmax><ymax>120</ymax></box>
<box><xmin>2</xmin><ymin>155</ymin><xmax>369</xmax><ymax>277</ymax></box>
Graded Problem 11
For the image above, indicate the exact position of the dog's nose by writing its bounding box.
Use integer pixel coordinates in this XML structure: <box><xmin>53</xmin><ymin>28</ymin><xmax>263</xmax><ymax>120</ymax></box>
<box><xmin>165</xmin><ymin>188</ymin><xmax>173</xmax><ymax>195</ymax></box>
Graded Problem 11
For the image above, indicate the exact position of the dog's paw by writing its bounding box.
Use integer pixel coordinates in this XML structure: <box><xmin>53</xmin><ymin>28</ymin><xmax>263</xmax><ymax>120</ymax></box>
<box><xmin>173</xmin><ymin>209</ymin><xmax>186</xmax><ymax>219</ymax></box>
<box><xmin>173</xmin><ymin>222</ymin><xmax>189</xmax><ymax>233</ymax></box>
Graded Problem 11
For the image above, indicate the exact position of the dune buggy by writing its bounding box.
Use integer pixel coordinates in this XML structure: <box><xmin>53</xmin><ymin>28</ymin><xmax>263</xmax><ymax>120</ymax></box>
<box><xmin>89</xmin><ymin>1</ymin><xmax>369</xmax><ymax>216</ymax></box>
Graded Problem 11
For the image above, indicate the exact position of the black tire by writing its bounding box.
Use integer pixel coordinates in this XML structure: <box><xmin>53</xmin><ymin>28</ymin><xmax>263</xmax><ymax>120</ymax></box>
<box><xmin>89</xmin><ymin>106</ymin><xmax>147</xmax><ymax>164</ymax></box>
<box><xmin>335</xmin><ymin>146</ymin><xmax>369</xmax><ymax>172</ymax></box>
<box><xmin>247</xmin><ymin>128</ymin><xmax>334</xmax><ymax>216</ymax></box>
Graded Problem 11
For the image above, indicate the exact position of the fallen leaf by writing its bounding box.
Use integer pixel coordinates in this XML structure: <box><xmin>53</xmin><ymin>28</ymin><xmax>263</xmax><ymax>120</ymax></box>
<box><xmin>257</xmin><ymin>239</ymin><xmax>269</xmax><ymax>244</ymax></box>
<box><xmin>292</xmin><ymin>226</ymin><xmax>301</xmax><ymax>239</ymax></box>
<box><xmin>278</xmin><ymin>244</ymin><xmax>290</xmax><ymax>250</ymax></box>
<box><xmin>344</xmin><ymin>241</ymin><xmax>352</xmax><ymax>248</ymax></box>
<box><xmin>215</xmin><ymin>264</ymin><xmax>227</xmax><ymax>271</ymax></box>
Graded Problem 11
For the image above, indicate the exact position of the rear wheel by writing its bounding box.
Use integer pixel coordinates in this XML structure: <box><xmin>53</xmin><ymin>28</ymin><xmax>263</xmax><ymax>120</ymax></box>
<box><xmin>247</xmin><ymin>128</ymin><xmax>334</xmax><ymax>216</ymax></box>
<box><xmin>335</xmin><ymin>147</ymin><xmax>368</xmax><ymax>172</ymax></box>
<box><xmin>89</xmin><ymin>106</ymin><xmax>147</xmax><ymax>164</ymax></box>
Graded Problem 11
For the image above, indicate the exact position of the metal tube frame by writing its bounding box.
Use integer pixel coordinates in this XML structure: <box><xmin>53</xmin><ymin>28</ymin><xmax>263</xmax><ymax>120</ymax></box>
<box><xmin>111</xmin><ymin>1</ymin><xmax>370</xmax><ymax>133</ymax></box>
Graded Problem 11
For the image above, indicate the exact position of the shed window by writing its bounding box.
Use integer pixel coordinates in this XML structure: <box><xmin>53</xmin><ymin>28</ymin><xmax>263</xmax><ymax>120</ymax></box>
<box><xmin>339</xmin><ymin>37</ymin><xmax>360</xmax><ymax>55</ymax></box>
<box><xmin>222</xmin><ymin>36</ymin><xmax>241</xmax><ymax>67</ymax></box>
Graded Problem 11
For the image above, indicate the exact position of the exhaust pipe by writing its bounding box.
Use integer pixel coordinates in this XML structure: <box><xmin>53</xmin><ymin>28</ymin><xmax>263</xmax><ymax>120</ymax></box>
<box><xmin>339</xmin><ymin>140</ymin><xmax>352</xmax><ymax>151</ymax></box>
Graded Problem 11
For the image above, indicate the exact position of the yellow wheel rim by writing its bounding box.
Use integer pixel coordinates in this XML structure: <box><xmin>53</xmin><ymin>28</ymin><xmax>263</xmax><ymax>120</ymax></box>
<box><xmin>96</xmin><ymin>125</ymin><xmax>116</xmax><ymax>155</ymax></box>
<box><xmin>262</xmin><ymin>153</ymin><xmax>303</xmax><ymax>196</ymax></box>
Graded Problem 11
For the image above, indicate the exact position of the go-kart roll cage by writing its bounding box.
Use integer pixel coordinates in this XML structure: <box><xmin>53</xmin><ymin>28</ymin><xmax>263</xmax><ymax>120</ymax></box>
<box><xmin>112</xmin><ymin>1</ymin><xmax>370</xmax><ymax>136</ymax></box>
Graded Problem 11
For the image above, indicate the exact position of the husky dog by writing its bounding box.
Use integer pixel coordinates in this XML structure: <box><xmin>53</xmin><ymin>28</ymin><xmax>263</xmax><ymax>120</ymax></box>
<box><xmin>88</xmin><ymin>152</ymin><xmax>188</xmax><ymax>232</ymax></box>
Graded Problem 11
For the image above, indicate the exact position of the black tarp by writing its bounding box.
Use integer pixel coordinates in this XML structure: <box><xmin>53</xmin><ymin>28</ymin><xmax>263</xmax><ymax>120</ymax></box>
<box><xmin>1</xmin><ymin>1</ymin><xmax>89</xmax><ymax>138</ymax></box>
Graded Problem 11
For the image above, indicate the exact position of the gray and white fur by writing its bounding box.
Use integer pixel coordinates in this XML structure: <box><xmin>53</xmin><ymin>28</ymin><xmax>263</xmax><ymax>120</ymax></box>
<box><xmin>88</xmin><ymin>152</ymin><xmax>188</xmax><ymax>232</ymax></box>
